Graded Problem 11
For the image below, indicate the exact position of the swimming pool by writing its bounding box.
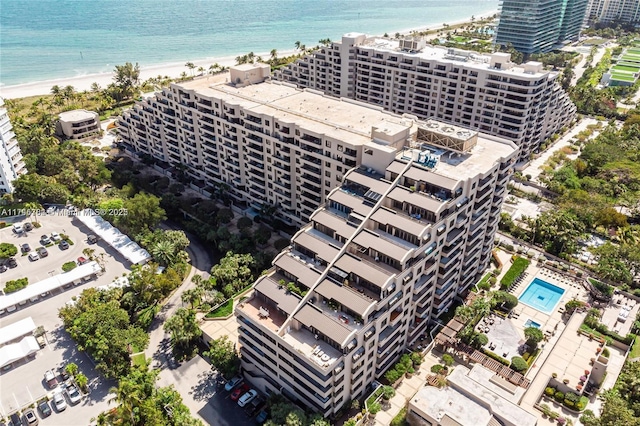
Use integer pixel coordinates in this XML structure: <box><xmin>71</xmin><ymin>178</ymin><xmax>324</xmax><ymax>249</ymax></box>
<box><xmin>518</xmin><ymin>279</ymin><xmax>565</xmax><ymax>314</ymax></box>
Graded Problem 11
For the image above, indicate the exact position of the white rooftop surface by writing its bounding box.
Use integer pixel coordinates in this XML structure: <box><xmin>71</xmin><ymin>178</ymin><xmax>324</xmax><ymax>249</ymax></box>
<box><xmin>404</xmin><ymin>132</ymin><xmax>518</xmax><ymax>180</ymax></box>
<box><xmin>0</xmin><ymin>317</ymin><xmax>37</xmax><ymax>346</ymax></box>
<box><xmin>76</xmin><ymin>209</ymin><xmax>151</xmax><ymax>264</ymax></box>
<box><xmin>0</xmin><ymin>261</ymin><xmax>102</xmax><ymax>311</ymax></box>
<box><xmin>58</xmin><ymin>109</ymin><xmax>96</xmax><ymax>122</ymax></box>
<box><xmin>356</xmin><ymin>35</ymin><xmax>553</xmax><ymax>78</ymax></box>
<box><xmin>0</xmin><ymin>336</ymin><xmax>39</xmax><ymax>368</ymax></box>
<box><xmin>178</xmin><ymin>79</ymin><xmax>414</xmax><ymax>146</ymax></box>
<box><xmin>412</xmin><ymin>365</ymin><xmax>537</xmax><ymax>426</ymax></box>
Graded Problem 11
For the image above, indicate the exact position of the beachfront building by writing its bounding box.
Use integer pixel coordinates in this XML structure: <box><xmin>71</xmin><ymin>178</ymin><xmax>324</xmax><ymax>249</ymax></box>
<box><xmin>0</xmin><ymin>97</ymin><xmax>26</xmax><ymax>194</ymax></box>
<box><xmin>273</xmin><ymin>34</ymin><xmax>576</xmax><ymax>163</ymax></box>
<box><xmin>495</xmin><ymin>0</ymin><xmax>589</xmax><ymax>53</ymax></box>
<box><xmin>118</xmin><ymin>65</ymin><xmax>416</xmax><ymax>227</ymax></box>
<box><xmin>407</xmin><ymin>365</ymin><xmax>537</xmax><ymax>426</ymax></box>
<box><xmin>235</xmin><ymin>121</ymin><xmax>518</xmax><ymax>416</ymax></box>
<box><xmin>585</xmin><ymin>0</ymin><xmax>640</xmax><ymax>25</ymax></box>
<box><xmin>56</xmin><ymin>109</ymin><xmax>101</xmax><ymax>141</ymax></box>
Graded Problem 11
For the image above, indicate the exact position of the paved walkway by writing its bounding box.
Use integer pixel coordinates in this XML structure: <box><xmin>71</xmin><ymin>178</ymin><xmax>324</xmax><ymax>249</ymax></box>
<box><xmin>523</xmin><ymin>117</ymin><xmax>600</xmax><ymax>183</ymax></box>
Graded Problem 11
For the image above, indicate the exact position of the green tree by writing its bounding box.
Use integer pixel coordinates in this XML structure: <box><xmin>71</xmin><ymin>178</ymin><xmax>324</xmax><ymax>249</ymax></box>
<box><xmin>120</xmin><ymin>192</ymin><xmax>166</xmax><ymax>236</ymax></box>
<box><xmin>210</xmin><ymin>252</ymin><xmax>255</xmax><ymax>297</ymax></box>
<box><xmin>525</xmin><ymin>327</ymin><xmax>544</xmax><ymax>348</ymax></box>
<box><xmin>65</xmin><ymin>362</ymin><xmax>79</xmax><ymax>377</ymax></box>
<box><xmin>203</xmin><ymin>335</ymin><xmax>239</xmax><ymax>378</ymax></box>
<box><xmin>113</xmin><ymin>62</ymin><xmax>141</xmax><ymax>101</ymax></box>
<box><xmin>0</xmin><ymin>243</ymin><xmax>18</xmax><ymax>259</ymax></box>
<box><xmin>510</xmin><ymin>356</ymin><xmax>528</xmax><ymax>372</ymax></box>
<box><xmin>163</xmin><ymin>308</ymin><xmax>202</xmax><ymax>353</ymax></box>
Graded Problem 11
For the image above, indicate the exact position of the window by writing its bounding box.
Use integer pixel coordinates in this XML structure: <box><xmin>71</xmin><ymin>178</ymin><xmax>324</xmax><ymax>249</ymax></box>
<box><xmin>325</xmin><ymin>171</ymin><xmax>331</xmax><ymax>177</ymax></box>
<box><xmin>325</xmin><ymin>141</ymin><xmax>331</xmax><ymax>147</ymax></box>
<box><xmin>337</xmin><ymin>145</ymin><xmax>343</xmax><ymax>152</ymax></box>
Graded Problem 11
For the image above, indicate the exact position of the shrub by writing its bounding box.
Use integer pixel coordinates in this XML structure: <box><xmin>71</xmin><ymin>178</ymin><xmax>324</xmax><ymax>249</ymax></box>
<box><xmin>62</xmin><ymin>261</ymin><xmax>77</xmax><ymax>272</ymax></box>
<box><xmin>540</xmin><ymin>403</ymin><xmax>551</xmax><ymax>417</ymax></box>
<box><xmin>4</xmin><ymin>277</ymin><xmax>28</xmax><ymax>293</ymax></box>
<box><xmin>602</xmin><ymin>348</ymin><xmax>610</xmax><ymax>357</ymax></box>
<box><xmin>564</xmin><ymin>392</ymin><xmax>579</xmax><ymax>404</ymax></box>
<box><xmin>483</xmin><ymin>350</ymin><xmax>510</xmax><ymax>366</ymax></box>
<box><xmin>500</xmin><ymin>257</ymin><xmax>530</xmax><ymax>288</ymax></box>
<box><xmin>410</xmin><ymin>352</ymin><xmax>423</xmax><ymax>365</ymax></box>
<box><xmin>511</xmin><ymin>356</ymin><xmax>528</xmax><ymax>372</ymax></box>
<box><xmin>478</xmin><ymin>281</ymin><xmax>492</xmax><ymax>291</ymax></box>
<box><xmin>368</xmin><ymin>401</ymin><xmax>381</xmax><ymax>415</ymax></box>
<box><xmin>382</xmin><ymin>386</ymin><xmax>396</xmax><ymax>400</ymax></box>
<box><xmin>384</xmin><ymin>369</ymin><xmax>402</xmax><ymax>384</ymax></box>
<box><xmin>442</xmin><ymin>354</ymin><xmax>454</xmax><ymax>366</ymax></box>
<box><xmin>477</xmin><ymin>333</ymin><xmax>489</xmax><ymax>347</ymax></box>
<box><xmin>545</xmin><ymin>386</ymin><xmax>556</xmax><ymax>397</ymax></box>
<box><xmin>493</xmin><ymin>291</ymin><xmax>519</xmax><ymax>310</ymax></box>
<box><xmin>431</xmin><ymin>364</ymin><xmax>445</xmax><ymax>374</ymax></box>
<box><xmin>274</xmin><ymin>238</ymin><xmax>290</xmax><ymax>251</ymax></box>
<box><xmin>237</xmin><ymin>216</ymin><xmax>253</xmax><ymax>230</ymax></box>
<box><xmin>554</xmin><ymin>391</ymin><xmax>565</xmax><ymax>403</ymax></box>
<box><xmin>576</xmin><ymin>396</ymin><xmax>589</xmax><ymax>411</ymax></box>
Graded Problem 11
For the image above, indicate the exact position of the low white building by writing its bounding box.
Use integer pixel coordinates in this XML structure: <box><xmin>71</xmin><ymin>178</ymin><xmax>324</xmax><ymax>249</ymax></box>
<box><xmin>56</xmin><ymin>109</ymin><xmax>100</xmax><ymax>140</ymax></box>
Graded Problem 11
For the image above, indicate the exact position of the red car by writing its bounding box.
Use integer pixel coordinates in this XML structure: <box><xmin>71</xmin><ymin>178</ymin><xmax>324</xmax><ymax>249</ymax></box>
<box><xmin>77</xmin><ymin>256</ymin><xmax>88</xmax><ymax>265</ymax></box>
<box><xmin>231</xmin><ymin>384</ymin><xmax>250</xmax><ymax>401</ymax></box>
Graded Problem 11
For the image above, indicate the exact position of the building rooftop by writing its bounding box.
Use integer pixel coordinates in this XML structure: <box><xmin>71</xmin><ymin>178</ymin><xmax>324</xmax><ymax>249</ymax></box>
<box><xmin>412</xmin><ymin>365</ymin><xmax>537</xmax><ymax>426</ymax></box>
<box><xmin>178</xmin><ymin>78</ymin><xmax>414</xmax><ymax>146</ymax></box>
<box><xmin>58</xmin><ymin>109</ymin><xmax>97</xmax><ymax>122</ymax></box>
<box><xmin>353</xmin><ymin>34</ymin><xmax>551</xmax><ymax>78</ymax></box>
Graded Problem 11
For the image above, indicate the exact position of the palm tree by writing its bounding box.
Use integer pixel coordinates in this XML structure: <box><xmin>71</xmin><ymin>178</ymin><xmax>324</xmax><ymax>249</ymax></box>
<box><xmin>270</xmin><ymin>49</ymin><xmax>278</xmax><ymax>61</ymax></box>
<box><xmin>150</xmin><ymin>240</ymin><xmax>176</xmax><ymax>266</ymax></box>
<box><xmin>294</xmin><ymin>40</ymin><xmax>301</xmax><ymax>50</ymax></box>
<box><xmin>185</xmin><ymin>62</ymin><xmax>196</xmax><ymax>76</ymax></box>
<box><xmin>197</xmin><ymin>66</ymin><xmax>205</xmax><ymax>75</ymax></box>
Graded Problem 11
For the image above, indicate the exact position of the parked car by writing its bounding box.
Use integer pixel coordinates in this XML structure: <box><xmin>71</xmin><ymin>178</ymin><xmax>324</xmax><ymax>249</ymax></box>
<box><xmin>245</xmin><ymin>397</ymin><xmax>266</xmax><ymax>417</ymax></box>
<box><xmin>238</xmin><ymin>389</ymin><xmax>258</xmax><ymax>407</ymax></box>
<box><xmin>59</xmin><ymin>367</ymin><xmax>70</xmax><ymax>381</ymax></box>
<box><xmin>256</xmin><ymin>409</ymin><xmax>269</xmax><ymax>424</ymax></box>
<box><xmin>52</xmin><ymin>391</ymin><xmax>67</xmax><ymax>411</ymax></box>
<box><xmin>66</xmin><ymin>383</ymin><xmax>82</xmax><ymax>404</ymax></box>
<box><xmin>40</xmin><ymin>235</ymin><xmax>51</xmax><ymax>245</ymax></box>
<box><xmin>6</xmin><ymin>257</ymin><xmax>17</xmax><ymax>268</ymax></box>
<box><xmin>50</xmin><ymin>231</ymin><xmax>62</xmax><ymax>242</ymax></box>
<box><xmin>0</xmin><ymin>264</ymin><xmax>6</xmax><ymax>273</ymax></box>
<box><xmin>230</xmin><ymin>384</ymin><xmax>250</xmax><ymax>401</ymax></box>
<box><xmin>77</xmin><ymin>256</ymin><xmax>88</xmax><ymax>265</ymax></box>
<box><xmin>59</xmin><ymin>240</ymin><xmax>70</xmax><ymax>250</ymax></box>
<box><xmin>87</xmin><ymin>234</ymin><xmax>98</xmax><ymax>244</ymax></box>
<box><xmin>12</xmin><ymin>223</ymin><xmax>23</xmax><ymax>234</ymax></box>
<box><xmin>21</xmin><ymin>243</ymin><xmax>31</xmax><ymax>253</ymax></box>
<box><xmin>38</xmin><ymin>400</ymin><xmax>52</xmax><ymax>417</ymax></box>
<box><xmin>9</xmin><ymin>412</ymin><xmax>21</xmax><ymax>426</ymax></box>
<box><xmin>44</xmin><ymin>369</ymin><xmax>58</xmax><ymax>388</ymax></box>
<box><xmin>36</xmin><ymin>247</ymin><xmax>48</xmax><ymax>258</ymax></box>
<box><xmin>24</xmin><ymin>408</ymin><xmax>39</xmax><ymax>425</ymax></box>
<box><xmin>224</xmin><ymin>375</ymin><xmax>243</xmax><ymax>391</ymax></box>
<box><xmin>23</xmin><ymin>222</ymin><xmax>33</xmax><ymax>231</ymax></box>
<box><xmin>28</xmin><ymin>252</ymin><xmax>40</xmax><ymax>261</ymax></box>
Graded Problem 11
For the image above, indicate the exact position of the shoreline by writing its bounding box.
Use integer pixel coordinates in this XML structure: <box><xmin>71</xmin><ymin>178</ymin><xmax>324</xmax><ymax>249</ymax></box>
<box><xmin>0</xmin><ymin>11</ymin><xmax>499</xmax><ymax>100</ymax></box>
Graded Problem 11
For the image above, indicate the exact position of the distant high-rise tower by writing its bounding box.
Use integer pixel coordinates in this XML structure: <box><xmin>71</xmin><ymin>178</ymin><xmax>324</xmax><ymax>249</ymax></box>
<box><xmin>496</xmin><ymin>0</ymin><xmax>589</xmax><ymax>54</ymax></box>
<box><xmin>585</xmin><ymin>0</ymin><xmax>640</xmax><ymax>25</ymax></box>
<box><xmin>0</xmin><ymin>97</ymin><xmax>26</xmax><ymax>194</ymax></box>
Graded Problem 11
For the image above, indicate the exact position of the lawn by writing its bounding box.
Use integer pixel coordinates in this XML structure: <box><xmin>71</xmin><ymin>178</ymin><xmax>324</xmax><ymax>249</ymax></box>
<box><xmin>610</xmin><ymin>73</ymin><xmax>636</xmax><ymax>82</ymax></box>
<box><xmin>612</xmin><ymin>65</ymin><xmax>640</xmax><ymax>73</ymax></box>
<box><xmin>452</xmin><ymin>36</ymin><xmax>469</xmax><ymax>43</ymax></box>
<box><xmin>205</xmin><ymin>299</ymin><xmax>234</xmax><ymax>318</ymax></box>
<box><xmin>131</xmin><ymin>353</ymin><xmax>146</xmax><ymax>367</ymax></box>
<box><xmin>630</xmin><ymin>335</ymin><xmax>640</xmax><ymax>359</ymax></box>
<box><xmin>583</xmin><ymin>38</ymin><xmax>608</xmax><ymax>46</ymax></box>
<box><xmin>499</xmin><ymin>256</ymin><xmax>530</xmax><ymax>289</ymax></box>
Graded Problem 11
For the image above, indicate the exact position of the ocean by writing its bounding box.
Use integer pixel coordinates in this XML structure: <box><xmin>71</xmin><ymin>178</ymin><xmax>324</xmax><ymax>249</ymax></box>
<box><xmin>0</xmin><ymin>0</ymin><xmax>498</xmax><ymax>87</ymax></box>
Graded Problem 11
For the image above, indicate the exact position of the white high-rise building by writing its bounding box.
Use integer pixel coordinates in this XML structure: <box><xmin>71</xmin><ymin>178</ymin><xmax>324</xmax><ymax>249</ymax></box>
<box><xmin>585</xmin><ymin>0</ymin><xmax>640</xmax><ymax>25</ymax></box>
<box><xmin>235</xmin><ymin>120</ymin><xmax>518</xmax><ymax>416</ymax></box>
<box><xmin>0</xmin><ymin>97</ymin><xmax>26</xmax><ymax>194</ymax></box>
<box><xmin>274</xmin><ymin>34</ymin><xmax>576</xmax><ymax>163</ymax></box>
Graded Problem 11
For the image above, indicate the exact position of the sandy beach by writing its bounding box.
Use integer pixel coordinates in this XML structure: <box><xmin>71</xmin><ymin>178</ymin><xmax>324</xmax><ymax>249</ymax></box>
<box><xmin>0</xmin><ymin>11</ymin><xmax>498</xmax><ymax>100</ymax></box>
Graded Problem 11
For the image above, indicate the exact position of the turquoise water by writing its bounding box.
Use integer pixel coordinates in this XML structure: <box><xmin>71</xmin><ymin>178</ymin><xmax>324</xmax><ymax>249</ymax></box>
<box><xmin>0</xmin><ymin>0</ymin><xmax>498</xmax><ymax>86</ymax></box>
<box><xmin>519</xmin><ymin>279</ymin><xmax>565</xmax><ymax>315</ymax></box>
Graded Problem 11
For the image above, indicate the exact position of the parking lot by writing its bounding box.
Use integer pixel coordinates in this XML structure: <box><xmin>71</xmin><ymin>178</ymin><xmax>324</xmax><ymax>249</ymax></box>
<box><xmin>0</xmin><ymin>212</ymin><xmax>130</xmax><ymax>424</ymax></box>
<box><xmin>155</xmin><ymin>350</ymin><xmax>261</xmax><ymax>426</ymax></box>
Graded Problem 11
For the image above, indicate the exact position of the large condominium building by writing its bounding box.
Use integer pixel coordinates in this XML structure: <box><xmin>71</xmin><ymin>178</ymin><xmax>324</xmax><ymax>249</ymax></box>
<box><xmin>585</xmin><ymin>0</ymin><xmax>640</xmax><ymax>24</ymax></box>
<box><xmin>0</xmin><ymin>97</ymin><xmax>26</xmax><ymax>194</ymax></box>
<box><xmin>495</xmin><ymin>0</ymin><xmax>589</xmax><ymax>53</ymax></box>
<box><xmin>118</xmin><ymin>65</ymin><xmax>415</xmax><ymax>227</ymax></box>
<box><xmin>274</xmin><ymin>34</ymin><xmax>576</xmax><ymax>163</ymax></box>
<box><xmin>236</xmin><ymin>121</ymin><xmax>518</xmax><ymax>417</ymax></box>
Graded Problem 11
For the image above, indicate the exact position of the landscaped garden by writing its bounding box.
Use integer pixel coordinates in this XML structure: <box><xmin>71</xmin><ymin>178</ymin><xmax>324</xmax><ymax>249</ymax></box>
<box><xmin>500</xmin><ymin>256</ymin><xmax>530</xmax><ymax>290</ymax></box>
